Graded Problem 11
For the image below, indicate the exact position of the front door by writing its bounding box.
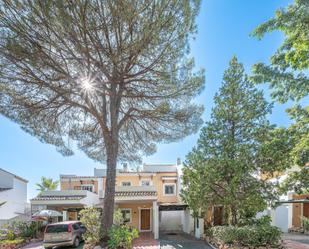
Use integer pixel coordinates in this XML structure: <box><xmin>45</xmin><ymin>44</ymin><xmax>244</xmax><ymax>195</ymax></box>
<box><xmin>140</xmin><ymin>209</ymin><xmax>150</xmax><ymax>231</ymax></box>
<box><xmin>292</xmin><ymin>203</ymin><xmax>302</xmax><ymax>227</ymax></box>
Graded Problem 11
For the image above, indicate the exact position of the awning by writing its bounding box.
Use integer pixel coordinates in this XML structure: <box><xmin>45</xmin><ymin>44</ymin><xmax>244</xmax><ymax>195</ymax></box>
<box><xmin>30</xmin><ymin>190</ymin><xmax>92</xmax><ymax>206</ymax></box>
<box><xmin>114</xmin><ymin>186</ymin><xmax>157</xmax><ymax>201</ymax></box>
<box><xmin>33</xmin><ymin>209</ymin><xmax>63</xmax><ymax>217</ymax></box>
<box><xmin>159</xmin><ymin>203</ymin><xmax>188</xmax><ymax>211</ymax></box>
<box><xmin>277</xmin><ymin>199</ymin><xmax>309</xmax><ymax>204</ymax></box>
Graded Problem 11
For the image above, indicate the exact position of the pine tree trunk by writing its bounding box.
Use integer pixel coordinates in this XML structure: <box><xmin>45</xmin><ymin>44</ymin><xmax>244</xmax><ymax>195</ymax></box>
<box><xmin>231</xmin><ymin>206</ymin><xmax>238</xmax><ymax>226</ymax></box>
<box><xmin>101</xmin><ymin>84</ymin><xmax>121</xmax><ymax>239</ymax></box>
<box><xmin>102</xmin><ymin>144</ymin><xmax>118</xmax><ymax>239</ymax></box>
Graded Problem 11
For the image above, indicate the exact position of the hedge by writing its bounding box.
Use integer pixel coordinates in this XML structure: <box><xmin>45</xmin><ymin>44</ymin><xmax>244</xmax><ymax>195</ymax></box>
<box><xmin>207</xmin><ymin>224</ymin><xmax>282</xmax><ymax>247</ymax></box>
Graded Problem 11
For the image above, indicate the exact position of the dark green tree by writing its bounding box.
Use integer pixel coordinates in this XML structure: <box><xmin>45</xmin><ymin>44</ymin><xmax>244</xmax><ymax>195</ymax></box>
<box><xmin>0</xmin><ymin>0</ymin><xmax>204</xmax><ymax>234</ymax></box>
<box><xmin>251</xmin><ymin>0</ymin><xmax>309</xmax><ymax>103</ymax></box>
<box><xmin>182</xmin><ymin>57</ymin><xmax>281</xmax><ymax>226</ymax></box>
<box><xmin>252</xmin><ymin>0</ymin><xmax>309</xmax><ymax>194</ymax></box>
<box><xmin>279</xmin><ymin>106</ymin><xmax>309</xmax><ymax>194</ymax></box>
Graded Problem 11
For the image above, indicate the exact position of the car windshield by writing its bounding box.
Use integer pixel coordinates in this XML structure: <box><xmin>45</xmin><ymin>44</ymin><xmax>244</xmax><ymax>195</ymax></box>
<box><xmin>46</xmin><ymin>224</ymin><xmax>69</xmax><ymax>233</ymax></box>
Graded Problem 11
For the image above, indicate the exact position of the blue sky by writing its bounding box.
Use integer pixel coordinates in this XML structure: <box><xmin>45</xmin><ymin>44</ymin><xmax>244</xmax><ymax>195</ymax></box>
<box><xmin>1</xmin><ymin>0</ymin><xmax>307</xmax><ymax>200</ymax></box>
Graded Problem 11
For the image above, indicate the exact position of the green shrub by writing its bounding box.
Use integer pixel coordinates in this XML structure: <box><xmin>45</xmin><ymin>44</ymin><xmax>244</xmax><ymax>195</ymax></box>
<box><xmin>107</xmin><ymin>225</ymin><xmax>139</xmax><ymax>249</ymax></box>
<box><xmin>0</xmin><ymin>238</ymin><xmax>25</xmax><ymax>245</ymax></box>
<box><xmin>239</xmin><ymin>215</ymin><xmax>272</xmax><ymax>227</ymax></box>
<box><xmin>113</xmin><ymin>209</ymin><xmax>124</xmax><ymax>226</ymax></box>
<box><xmin>3</xmin><ymin>220</ymin><xmax>37</xmax><ymax>239</ymax></box>
<box><xmin>6</xmin><ymin>230</ymin><xmax>16</xmax><ymax>240</ymax></box>
<box><xmin>301</xmin><ymin>216</ymin><xmax>309</xmax><ymax>232</ymax></box>
<box><xmin>208</xmin><ymin>226</ymin><xmax>237</xmax><ymax>244</ymax></box>
<box><xmin>79</xmin><ymin>207</ymin><xmax>102</xmax><ymax>246</ymax></box>
<box><xmin>14</xmin><ymin>221</ymin><xmax>36</xmax><ymax>238</ymax></box>
<box><xmin>208</xmin><ymin>223</ymin><xmax>281</xmax><ymax>247</ymax></box>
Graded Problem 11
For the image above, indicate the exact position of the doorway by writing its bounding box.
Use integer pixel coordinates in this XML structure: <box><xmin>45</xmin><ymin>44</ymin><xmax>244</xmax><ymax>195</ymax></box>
<box><xmin>140</xmin><ymin>209</ymin><xmax>151</xmax><ymax>231</ymax></box>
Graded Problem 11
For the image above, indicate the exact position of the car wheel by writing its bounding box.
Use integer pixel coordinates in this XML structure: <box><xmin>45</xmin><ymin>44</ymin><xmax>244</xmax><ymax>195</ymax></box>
<box><xmin>73</xmin><ymin>237</ymin><xmax>80</xmax><ymax>248</ymax></box>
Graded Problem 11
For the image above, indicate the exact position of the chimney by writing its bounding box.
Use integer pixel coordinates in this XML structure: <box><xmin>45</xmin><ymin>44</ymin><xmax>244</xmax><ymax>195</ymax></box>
<box><xmin>176</xmin><ymin>158</ymin><xmax>181</xmax><ymax>166</ymax></box>
<box><xmin>122</xmin><ymin>163</ymin><xmax>128</xmax><ymax>172</ymax></box>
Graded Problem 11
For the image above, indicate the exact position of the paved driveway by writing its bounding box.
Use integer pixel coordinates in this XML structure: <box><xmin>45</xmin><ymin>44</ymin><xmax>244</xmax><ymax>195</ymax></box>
<box><xmin>283</xmin><ymin>233</ymin><xmax>309</xmax><ymax>249</ymax></box>
<box><xmin>159</xmin><ymin>233</ymin><xmax>212</xmax><ymax>249</ymax></box>
<box><xmin>21</xmin><ymin>241</ymin><xmax>84</xmax><ymax>249</ymax></box>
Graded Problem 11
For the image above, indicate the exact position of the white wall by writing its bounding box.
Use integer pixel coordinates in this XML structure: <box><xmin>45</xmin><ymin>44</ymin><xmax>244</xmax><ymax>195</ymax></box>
<box><xmin>272</xmin><ymin>205</ymin><xmax>289</xmax><ymax>233</ymax></box>
<box><xmin>0</xmin><ymin>178</ymin><xmax>27</xmax><ymax>220</ymax></box>
<box><xmin>194</xmin><ymin>218</ymin><xmax>204</xmax><ymax>239</ymax></box>
<box><xmin>257</xmin><ymin>205</ymin><xmax>290</xmax><ymax>233</ymax></box>
<box><xmin>159</xmin><ymin>211</ymin><xmax>183</xmax><ymax>231</ymax></box>
<box><xmin>181</xmin><ymin>209</ymin><xmax>194</xmax><ymax>234</ymax></box>
<box><xmin>143</xmin><ymin>165</ymin><xmax>177</xmax><ymax>172</ymax></box>
<box><xmin>0</xmin><ymin>170</ymin><xmax>14</xmax><ymax>188</ymax></box>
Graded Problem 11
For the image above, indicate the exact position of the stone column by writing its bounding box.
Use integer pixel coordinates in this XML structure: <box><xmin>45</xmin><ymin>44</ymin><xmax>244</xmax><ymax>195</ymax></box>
<box><xmin>63</xmin><ymin>210</ymin><xmax>68</xmax><ymax>221</ymax></box>
<box><xmin>152</xmin><ymin>201</ymin><xmax>159</xmax><ymax>239</ymax></box>
<box><xmin>97</xmin><ymin>177</ymin><xmax>104</xmax><ymax>198</ymax></box>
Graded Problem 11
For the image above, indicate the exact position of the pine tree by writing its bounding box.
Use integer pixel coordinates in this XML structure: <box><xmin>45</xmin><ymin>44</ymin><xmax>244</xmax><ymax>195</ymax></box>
<box><xmin>0</xmin><ymin>0</ymin><xmax>204</xmax><ymax>234</ymax></box>
<box><xmin>182</xmin><ymin>57</ymin><xmax>278</xmax><ymax>225</ymax></box>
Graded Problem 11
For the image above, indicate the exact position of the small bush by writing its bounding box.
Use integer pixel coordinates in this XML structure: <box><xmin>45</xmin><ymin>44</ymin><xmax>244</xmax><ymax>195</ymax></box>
<box><xmin>2</xmin><ymin>220</ymin><xmax>37</xmax><ymax>239</ymax></box>
<box><xmin>0</xmin><ymin>229</ymin><xmax>7</xmax><ymax>239</ymax></box>
<box><xmin>79</xmin><ymin>207</ymin><xmax>102</xmax><ymax>246</ymax></box>
<box><xmin>301</xmin><ymin>216</ymin><xmax>309</xmax><ymax>232</ymax></box>
<box><xmin>107</xmin><ymin>225</ymin><xmax>139</xmax><ymax>249</ymax></box>
<box><xmin>113</xmin><ymin>209</ymin><xmax>124</xmax><ymax>226</ymax></box>
<box><xmin>0</xmin><ymin>238</ymin><xmax>25</xmax><ymax>245</ymax></box>
<box><xmin>208</xmin><ymin>223</ymin><xmax>281</xmax><ymax>247</ymax></box>
<box><xmin>6</xmin><ymin>230</ymin><xmax>16</xmax><ymax>241</ymax></box>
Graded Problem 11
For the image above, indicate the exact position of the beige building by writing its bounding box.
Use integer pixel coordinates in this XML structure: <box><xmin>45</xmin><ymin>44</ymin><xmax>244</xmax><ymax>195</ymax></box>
<box><xmin>31</xmin><ymin>162</ymin><xmax>196</xmax><ymax>239</ymax></box>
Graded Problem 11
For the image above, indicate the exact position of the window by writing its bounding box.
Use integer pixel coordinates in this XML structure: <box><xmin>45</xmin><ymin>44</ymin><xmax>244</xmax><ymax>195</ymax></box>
<box><xmin>121</xmin><ymin>182</ymin><xmax>131</xmax><ymax>187</ymax></box>
<box><xmin>81</xmin><ymin>185</ymin><xmax>93</xmax><ymax>192</ymax></box>
<box><xmin>141</xmin><ymin>180</ymin><xmax>150</xmax><ymax>186</ymax></box>
<box><xmin>120</xmin><ymin>209</ymin><xmax>131</xmax><ymax>223</ymax></box>
<box><xmin>164</xmin><ymin>184</ymin><xmax>176</xmax><ymax>196</ymax></box>
<box><xmin>46</xmin><ymin>225</ymin><xmax>69</xmax><ymax>233</ymax></box>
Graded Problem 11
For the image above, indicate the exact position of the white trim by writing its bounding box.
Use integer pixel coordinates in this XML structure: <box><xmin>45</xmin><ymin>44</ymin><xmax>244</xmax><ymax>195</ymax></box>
<box><xmin>139</xmin><ymin>208</ymin><xmax>152</xmax><ymax>232</ymax></box>
<box><xmin>120</xmin><ymin>208</ymin><xmax>132</xmax><ymax>223</ymax></box>
<box><xmin>163</xmin><ymin>183</ymin><xmax>176</xmax><ymax>196</ymax></box>
<box><xmin>61</xmin><ymin>177</ymin><xmax>97</xmax><ymax>182</ymax></box>
<box><xmin>162</xmin><ymin>176</ymin><xmax>178</xmax><ymax>180</ymax></box>
<box><xmin>115</xmin><ymin>196</ymin><xmax>157</xmax><ymax>202</ymax></box>
<box><xmin>31</xmin><ymin>199</ymin><xmax>83</xmax><ymax>205</ymax></box>
<box><xmin>119</xmin><ymin>172</ymin><xmax>157</xmax><ymax>176</ymax></box>
<box><xmin>121</xmin><ymin>181</ymin><xmax>132</xmax><ymax>187</ymax></box>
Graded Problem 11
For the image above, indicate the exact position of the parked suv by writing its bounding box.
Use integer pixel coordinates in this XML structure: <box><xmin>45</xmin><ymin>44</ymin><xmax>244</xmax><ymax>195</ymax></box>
<box><xmin>43</xmin><ymin>221</ymin><xmax>86</xmax><ymax>249</ymax></box>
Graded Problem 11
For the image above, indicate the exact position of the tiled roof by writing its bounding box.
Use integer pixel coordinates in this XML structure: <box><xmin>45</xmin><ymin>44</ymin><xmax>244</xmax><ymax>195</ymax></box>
<box><xmin>115</xmin><ymin>191</ymin><xmax>157</xmax><ymax>197</ymax></box>
<box><xmin>60</xmin><ymin>175</ymin><xmax>99</xmax><ymax>179</ymax></box>
<box><xmin>40</xmin><ymin>190</ymin><xmax>88</xmax><ymax>196</ymax></box>
<box><xmin>31</xmin><ymin>190</ymin><xmax>87</xmax><ymax>201</ymax></box>
<box><xmin>31</xmin><ymin>196</ymin><xmax>84</xmax><ymax>201</ymax></box>
<box><xmin>115</xmin><ymin>186</ymin><xmax>157</xmax><ymax>197</ymax></box>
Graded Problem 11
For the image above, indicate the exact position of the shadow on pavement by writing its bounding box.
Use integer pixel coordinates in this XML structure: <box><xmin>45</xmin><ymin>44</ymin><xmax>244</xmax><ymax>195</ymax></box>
<box><xmin>159</xmin><ymin>232</ymin><xmax>211</xmax><ymax>249</ymax></box>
